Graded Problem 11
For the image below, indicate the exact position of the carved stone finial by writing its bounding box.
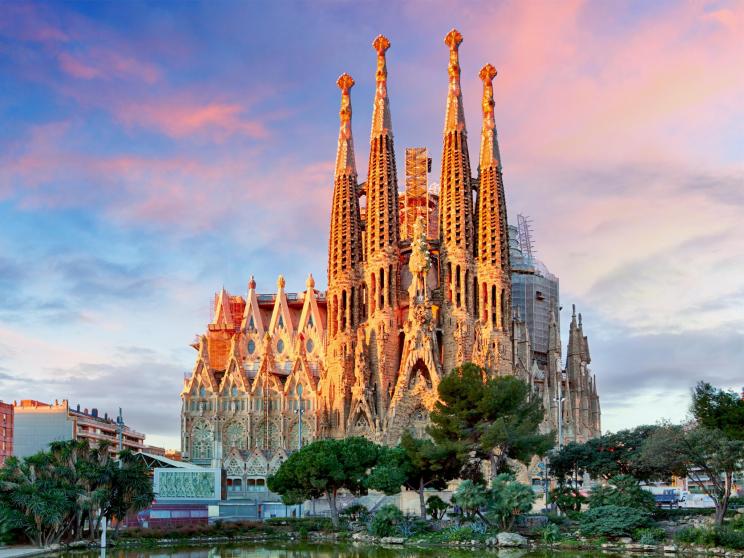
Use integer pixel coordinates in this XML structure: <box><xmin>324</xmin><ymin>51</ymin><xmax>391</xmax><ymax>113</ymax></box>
<box><xmin>444</xmin><ymin>28</ymin><xmax>463</xmax><ymax>51</ymax></box>
<box><xmin>443</xmin><ymin>29</ymin><xmax>466</xmax><ymax>133</ymax></box>
<box><xmin>373</xmin><ymin>35</ymin><xmax>390</xmax><ymax>84</ymax></box>
<box><xmin>337</xmin><ymin>72</ymin><xmax>354</xmax><ymax>94</ymax></box>
<box><xmin>373</xmin><ymin>34</ymin><xmax>391</xmax><ymax>56</ymax></box>
<box><xmin>248</xmin><ymin>274</ymin><xmax>256</xmax><ymax>290</ymax></box>
<box><xmin>479</xmin><ymin>63</ymin><xmax>497</xmax><ymax>84</ymax></box>
<box><xmin>277</xmin><ymin>274</ymin><xmax>286</xmax><ymax>290</ymax></box>
<box><xmin>306</xmin><ymin>273</ymin><xmax>315</xmax><ymax>289</ymax></box>
<box><xmin>478</xmin><ymin>63</ymin><xmax>500</xmax><ymax>168</ymax></box>
<box><xmin>370</xmin><ymin>34</ymin><xmax>393</xmax><ymax>138</ymax></box>
<box><xmin>335</xmin><ymin>73</ymin><xmax>357</xmax><ymax>176</ymax></box>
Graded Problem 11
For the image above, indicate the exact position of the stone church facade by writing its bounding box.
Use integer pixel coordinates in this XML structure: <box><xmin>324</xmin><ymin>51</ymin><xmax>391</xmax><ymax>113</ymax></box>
<box><xmin>180</xmin><ymin>30</ymin><xmax>601</xmax><ymax>483</ymax></box>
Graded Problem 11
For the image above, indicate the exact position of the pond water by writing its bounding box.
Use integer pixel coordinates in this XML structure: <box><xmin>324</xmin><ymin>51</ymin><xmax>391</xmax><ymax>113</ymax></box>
<box><xmin>54</xmin><ymin>543</ymin><xmax>627</xmax><ymax>558</ymax></box>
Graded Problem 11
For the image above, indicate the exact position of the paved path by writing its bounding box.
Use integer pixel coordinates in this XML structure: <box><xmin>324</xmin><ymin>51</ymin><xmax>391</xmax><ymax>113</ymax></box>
<box><xmin>0</xmin><ymin>547</ymin><xmax>56</xmax><ymax>558</ymax></box>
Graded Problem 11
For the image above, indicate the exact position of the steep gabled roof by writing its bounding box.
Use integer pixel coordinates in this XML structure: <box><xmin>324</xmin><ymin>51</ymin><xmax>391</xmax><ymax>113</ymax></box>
<box><xmin>219</xmin><ymin>333</ymin><xmax>250</xmax><ymax>393</ymax></box>
<box><xmin>269</xmin><ymin>275</ymin><xmax>296</xmax><ymax>333</ymax></box>
<box><xmin>297</xmin><ymin>274</ymin><xmax>325</xmax><ymax>335</ymax></box>
<box><xmin>241</xmin><ymin>275</ymin><xmax>266</xmax><ymax>333</ymax></box>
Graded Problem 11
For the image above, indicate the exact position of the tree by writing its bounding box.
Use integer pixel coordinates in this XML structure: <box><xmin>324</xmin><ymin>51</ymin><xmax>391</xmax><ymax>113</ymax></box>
<box><xmin>267</xmin><ymin>437</ymin><xmax>381</xmax><ymax>529</ymax></box>
<box><xmin>451</xmin><ymin>480</ymin><xmax>489</xmax><ymax>523</ymax></box>
<box><xmin>487</xmin><ymin>473</ymin><xmax>536</xmax><ymax>531</ymax></box>
<box><xmin>550</xmin><ymin>425</ymin><xmax>664</xmax><ymax>484</ymax></box>
<box><xmin>588</xmin><ymin>474</ymin><xmax>656</xmax><ymax>512</ymax></box>
<box><xmin>429</xmin><ymin>363</ymin><xmax>554</xmax><ymax>480</ymax></box>
<box><xmin>367</xmin><ymin>431</ymin><xmax>460</xmax><ymax>519</ymax></box>
<box><xmin>426</xmin><ymin>495</ymin><xmax>449</xmax><ymax>520</ymax></box>
<box><xmin>548</xmin><ymin>441</ymin><xmax>592</xmax><ymax>485</ymax></box>
<box><xmin>550</xmin><ymin>485</ymin><xmax>586</xmax><ymax>513</ymax></box>
<box><xmin>105</xmin><ymin>450</ymin><xmax>154</xmax><ymax>537</ymax></box>
<box><xmin>0</xmin><ymin>440</ymin><xmax>154</xmax><ymax>547</ymax></box>
<box><xmin>0</xmin><ymin>454</ymin><xmax>74</xmax><ymax>546</ymax></box>
<box><xmin>692</xmin><ymin>382</ymin><xmax>744</xmax><ymax>441</ymax></box>
<box><xmin>642</xmin><ymin>425</ymin><xmax>744</xmax><ymax>525</ymax></box>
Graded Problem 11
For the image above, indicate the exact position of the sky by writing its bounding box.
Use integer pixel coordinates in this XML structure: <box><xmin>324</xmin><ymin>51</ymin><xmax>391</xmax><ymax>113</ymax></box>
<box><xmin>1</xmin><ymin>0</ymin><xmax>743</xmax><ymax>450</ymax></box>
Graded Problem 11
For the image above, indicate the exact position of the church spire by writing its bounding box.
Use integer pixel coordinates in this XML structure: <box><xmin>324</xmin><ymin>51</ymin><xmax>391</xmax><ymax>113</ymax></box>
<box><xmin>328</xmin><ymin>74</ymin><xmax>362</xmax><ymax>288</ymax></box>
<box><xmin>365</xmin><ymin>34</ymin><xmax>400</xmax><ymax>258</ymax></box>
<box><xmin>370</xmin><ymin>35</ymin><xmax>393</xmax><ymax>139</ymax></box>
<box><xmin>443</xmin><ymin>28</ymin><xmax>466</xmax><ymax>134</ymax></box>
<box><xmin>335</xmin><ymin>73</ymin><xmax>357</xmax><ymax>177</ymax></box>
<box><xmin>438</xmin><ymin>28</ymin><xmax>477</xmax><ymax>373</ymax></box>
<box><xmin>478</xmin><ymin>63</ymin><xmax>501</xmax><ymax>170</ymax></box>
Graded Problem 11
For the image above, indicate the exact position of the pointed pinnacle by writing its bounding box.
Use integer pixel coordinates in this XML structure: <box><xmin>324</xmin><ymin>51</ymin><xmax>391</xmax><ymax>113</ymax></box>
<box><xmin>478</xmin><ymin>63</ymin><xmax>501</xmax><ymax>169</ymax></box>
<box><xmin>335</xmin><ymin>73</ymin><xmax>357</xmax><ymax>176</ymax></box>
<box><xmin>443</xmin><ymin>29</ymin><xmax>466</xmax><ymax>134</ymax></box>
<box><xmin>370</xmin><ymin>34</ymin><xmax>393</xmax><ymax>139</ymax></box>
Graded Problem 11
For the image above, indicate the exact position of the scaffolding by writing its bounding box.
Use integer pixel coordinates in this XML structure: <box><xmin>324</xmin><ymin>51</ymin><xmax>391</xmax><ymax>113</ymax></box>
<box><xmin>517</xmin><ymin>214</ymin><xmax>536</xmax><ymax>263</ymax></box>
<box><xmin>402</xmin><ymin>147</ymin><xmax>432</xmax><ymax>240</ymax></box>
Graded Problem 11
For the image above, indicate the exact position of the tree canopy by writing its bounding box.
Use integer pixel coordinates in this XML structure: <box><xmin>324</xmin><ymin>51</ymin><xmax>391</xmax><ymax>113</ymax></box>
<box><xmin>367</xmin><ymin>431</ymin><xmax>460</xmax><ymax>518</ymax></box>
<box><xmin>429</xmin><ymin>362</ymin><xmax>554</xmax><ymax>480</ymax></box>
<box><xmin>641</xmin><ymin>424</ymin><xmax>744</xmax><ymax>525</ymax></box>
<box><xmin>0</xmin><ymin>440</ymin><xmax>153</xmax><ymax>547</ymax></box>
<box><xmin>692</xmin><ymin>381</ymin><xmax>744</xmax><ymax>441</ymax></box>
<box><xmin>550</xmin><ymin>425</ymin><xmax>665</xmax><ymax>483</ymax></box>
<box><xmin>267</xmin><ymin>436</ymin><xmax>381</xmax><ymax>528</ymax></box>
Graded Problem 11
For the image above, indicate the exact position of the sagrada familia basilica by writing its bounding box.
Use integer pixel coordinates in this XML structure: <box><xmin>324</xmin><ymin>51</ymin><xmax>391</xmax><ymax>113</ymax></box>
<box><xmin>180</xmin><ymin>30</ymin><xmax>601</xmax><ymax>481</ymax></box>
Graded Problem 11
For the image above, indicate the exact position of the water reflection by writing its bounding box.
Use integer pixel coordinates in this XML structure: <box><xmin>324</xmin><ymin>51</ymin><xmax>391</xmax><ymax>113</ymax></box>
<box><xmin>56</xmin><ymin>543</ymin><xmax>622</xmax><ymax>558</ymax></box>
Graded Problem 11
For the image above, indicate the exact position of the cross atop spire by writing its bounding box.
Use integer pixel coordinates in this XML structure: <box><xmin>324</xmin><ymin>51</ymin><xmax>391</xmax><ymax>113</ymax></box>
<box><xmin>335</xmin><ymin>73</ymin><xmax>357</xmax><ymax>177</ymax></box>
<box><xmin>443</xmin><ymin>28</ymin><xmax>466</xmax><ymax>134</ymax></box>
<box><xmin>370</xmin><ymin>35</ymin><xmax>393</xmax><ymax>139</ymax></box>
<box><xmin>479</xmin><ymin>63</ymin><xmax>502</xmax><ymax>170</ymax></box>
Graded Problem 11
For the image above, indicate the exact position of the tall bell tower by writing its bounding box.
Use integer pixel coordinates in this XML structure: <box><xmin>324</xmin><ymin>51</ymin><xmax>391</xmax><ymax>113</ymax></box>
<box><xmin>475</xmin><ymin>63</ymin><xmax>513</xmax><ymax>375</ymax></box>
<box><xmin>326</xmin><ymin>73</ymin><xmax>363</xmax><ymax>434</ymax></box>
<box><xmin>363</xmin><ymin>35</ymin><xmax>401</xmax><ymax>418</ymax></box>
<box><xmin>438</xmin><ymin>29</ymin><xmax>477</xmax><ymax>374</ymax></box>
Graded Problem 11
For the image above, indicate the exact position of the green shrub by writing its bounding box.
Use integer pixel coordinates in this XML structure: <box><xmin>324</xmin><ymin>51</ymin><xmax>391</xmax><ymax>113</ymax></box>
<box><xmin>588</xmin><ymin>475</ymin><xmax>656</xmax><ymax>512</ymax></box>
<box><xmin>634</xmin><ymin>527</ymin><xmax>666</xmax><ymax>544</ymax></box>
<box><xmin>435</xmin><ymin>524</ymin><xmax>487</xmax><ymax>542</ymax></box>
<box><xmin>539</xmin><ymin>523</ymin><xmax>561</xmax><ymax>544</ymax></box>
<box><xmin>265</xmin><ymin>517</ymin><xmax>332</xmax><ymax>532</ymax></box>
<box><xmin>487</xmin><ymin>473</ymin><xmax>536</xmax><ymax>531</ymax></box>
<box><xmin>398</xmin><ymin>514</ymin><xmax>431</xmax><ymax>537</ymax></box>
<box><xmin>579</xmin><ymin>505</ymin><xmax>652</xmax><ymax>537</ymax></box>
<box><xmin>369</xmin><ymin>505</ymin><xmax>404</xmax><ymax>537</ymax></box>
<box><xmin>675</xmin><ymin>526</ymin><xmax>744</xmax><ymax>550</ymax></box>
<box><xmin>728</xmin><ymin>513</ymin><xmax>744</xmax><ymax>530</ymax></box>
<box><xmin>426</xmin><ymin>495</ymin><xmax>449</xmax><ymax>520</ymax></box>
<box><xmin>298</xmin><ymin>526</ymin><xmax>309</xmax><ymax>540</ymax></box>
<box><xmin>716</xmin><ymin>528</ymin><xmax>744</xmax><ymax>549</ymax></box>
<box><xmin>675</xmin><ymin>526</ymin><xmax>717</xmax><ymax>546</ymax></box>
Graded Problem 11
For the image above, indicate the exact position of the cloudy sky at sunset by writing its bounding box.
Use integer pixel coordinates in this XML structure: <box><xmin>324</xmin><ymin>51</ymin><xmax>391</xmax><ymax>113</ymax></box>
<box><xmin>1</xmin><ymin>1</ymin><xmax>742</xmax><ymax>449</ymax></box>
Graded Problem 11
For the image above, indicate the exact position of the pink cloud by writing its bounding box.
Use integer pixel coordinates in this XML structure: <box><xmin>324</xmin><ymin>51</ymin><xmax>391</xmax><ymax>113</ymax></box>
<box><xmin>58</xmin><ymin>52</ymin><xmax>100</xmax><ymax>79</ymax></box>
<box><xmin>0</xmin><ymin>3</ymin><xmax>71</xmax><ymax>44</ymax></box>
<box><xmin>57</xmin><ymin>49</ymin><xmax>161</xmax><ymax>83</ymax></box>
<box><xmin>115</xmin><ymin>100</ymin><xmax>269</xmax><ymax>140</ymax></box>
